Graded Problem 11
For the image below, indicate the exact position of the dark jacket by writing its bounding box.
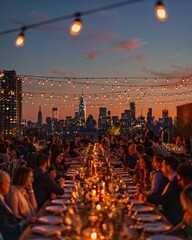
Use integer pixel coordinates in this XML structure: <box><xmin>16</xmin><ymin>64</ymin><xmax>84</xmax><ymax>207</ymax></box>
<box><xmin>33</xmin><ymin>168</ymin><xmax>64</xmax><ymax>209</ymax></box>
<box><xmin>147</xmin><ymin>175</ymin><xmax>183</xmax><ymax>226</ymax></box>
<box><xmin>0</xmin><ymin>199</ymin><xmax>22</xmax><ymax>240</ymax></box>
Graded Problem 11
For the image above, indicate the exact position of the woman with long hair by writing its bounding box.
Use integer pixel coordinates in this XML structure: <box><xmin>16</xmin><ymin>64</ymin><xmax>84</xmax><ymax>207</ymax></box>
<box><xmin>6</xmin><ymin>167</ymin><xmax>37</xmax><ymax>220</ymax></box>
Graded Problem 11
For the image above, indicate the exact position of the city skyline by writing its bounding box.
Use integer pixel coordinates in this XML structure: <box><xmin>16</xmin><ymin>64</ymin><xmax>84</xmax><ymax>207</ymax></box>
<box><xmin>29</xmin><ymin>103</ymin><xmax>170</xmax><ymax>124</ymax></box>
<box><xmin>0</xmin><ymin>0</ymin><xmax>192</xmax><ymax>122</ymax></box>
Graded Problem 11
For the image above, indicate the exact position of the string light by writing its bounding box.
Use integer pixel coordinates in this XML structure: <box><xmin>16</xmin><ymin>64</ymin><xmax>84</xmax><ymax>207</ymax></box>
<box><xmin>15</xmin><ymin>27</ymin><xmax>25</xmax><ymax>47</ymax></box>
<box><xmin>70</xmin><ymin>13</ymin><xmax>83</xmax><ymax>36</ymax></box>
<box><xmin>155</xmin><ymin>0</ymin><xmax>168</xmax><ymax>21</ymax></box>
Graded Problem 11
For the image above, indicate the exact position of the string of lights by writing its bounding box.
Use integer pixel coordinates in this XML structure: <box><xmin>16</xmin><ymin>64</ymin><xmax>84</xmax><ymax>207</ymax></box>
<box><xmin>20</xmin><ymin>74</ymin><xmax>191</xmax><ymax>88</ymax></box>
<box><xmin>22</xmin><ymin>89</ymin><xmax>192</xmax><ymax>98</ymax></box>
<box><xmin>0</xmin><ymin>0</ymin><xmax>168</xmax><ymax>47</ymax></box>
<box><xmin>24</xmin><ymin>97</ymin><xmax>192</xmax><ymax>108</ymax></box>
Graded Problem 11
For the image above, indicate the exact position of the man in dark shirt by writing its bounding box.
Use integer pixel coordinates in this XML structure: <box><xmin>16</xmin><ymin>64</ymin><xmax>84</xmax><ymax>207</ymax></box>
<box><xmin>33</xmin><ymin>153</ymin><xmax>64</xmax><ymax>209</ymax></box>
<box><xmin>147</xmin><ymin>156</ymin><xmax>183</xmax><ymax>226</ymax></box>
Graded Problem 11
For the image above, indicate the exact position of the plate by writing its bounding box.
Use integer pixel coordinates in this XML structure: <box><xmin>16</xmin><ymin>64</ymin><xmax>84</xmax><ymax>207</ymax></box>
<box><xmin>134</xmin><ymin>213</ymin><xmax>162</xmax><ymax>222</ymax></box>
<box><xmin>129</xmin><ymin>199</ymin><xmax>144</xmax><ymax>204</ymax></box>
<box><xmin>131</xmin><ymin>205</ymin><xmax>154</xmax><ymax>212</ymax></box>
<box><xmin>127</xmin><ymin>185</ymin><xmax>137</xmax><ymax>189</ymax></box>
<box><xmin>51</xmin><ymin>199</ymin><xmax>71</xmax><ymax>205</ymax></box>
<box><xmin>45</xmin><ymin>205</ymin><xmax>67</xmax><ymax>213</ymax></box>
<box><xmin>65</xmin><ymin>180</ymin><xmax>74</xmax><ymax>183</ymax></box>
<box><xmin>38</xmin><ymin>216</ymin><xmax>63</xmax><ymax>225</ymax></box>
<box><xmin>141</xmin><ymin>222</ymin><xmax>171</xmax><ymax>232</ymax></box>
<box><xmin>62</xmin><ymin>188</ymin><xmax>72</xmax><ymax>193</ymax></box>
<box><xmin>32</xmin><ymin>225</ymin><xmax>62</xmax><ymax>236</ymax></box>
<box><xmin>57</xmin><ymin>193</ymin><xmax>72</xmax><ymax>199</ymax></box>
<box><xmin>147</xmin><ymin>235</ymin><xmax>183</xmax><ymax>240</ymax></box>
<box><xmin>64</xmin><ymin>183</ymin><xmax>74</xmax><ymax>187</ymax></box>
<box><xmin>127</xmin><ymin>189</ymin><xmax>137</xmax><ymax>193</ymax></box>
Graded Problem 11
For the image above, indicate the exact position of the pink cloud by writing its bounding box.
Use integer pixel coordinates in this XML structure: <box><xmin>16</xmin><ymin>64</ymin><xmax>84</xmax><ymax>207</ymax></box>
<box><xmin>86</xmin><ymin>38</ymin><xmax>146</xmax><ymax>60</ymax></box>
<box><xmin>115</xmin><ymin>39</ymin><xmax>146</xmax><ymax>51</ymax></box>
<box><xmin>48</xmin><ymin>67</ymin><xmax>79</xmax><ymax>78</ymax></box>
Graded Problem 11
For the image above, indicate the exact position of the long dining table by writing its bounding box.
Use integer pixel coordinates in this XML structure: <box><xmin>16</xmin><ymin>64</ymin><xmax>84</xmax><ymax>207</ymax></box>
<box><xmin>19</xmin><ymin>145</ymin><xmax>184</xmax><ymax>240</ymax></box>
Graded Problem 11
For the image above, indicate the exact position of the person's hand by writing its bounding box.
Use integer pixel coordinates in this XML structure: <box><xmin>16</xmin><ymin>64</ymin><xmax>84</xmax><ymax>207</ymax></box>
<box><xmin>138</xmin><ymin>193</ymin><xmax>147</xmax><ymax>202</ymax></box>
<box><xmin>31</xmin><ymin>217</ymin><xmax>37</xmax><ymax>223</ymax></box>
<box><xmin>21</xmin><ymin>217</ymin><xmax>32</xmax><ymax>227</ymax></box>
<box><xmin>57</xmin><ymin>177</ymin><xmax>65</xmax><ymax>187</ymax></box>
<box><xmin>50</xmin><ymin>193</ymin><xmax>57</xmax><ymax>200</ymax></box>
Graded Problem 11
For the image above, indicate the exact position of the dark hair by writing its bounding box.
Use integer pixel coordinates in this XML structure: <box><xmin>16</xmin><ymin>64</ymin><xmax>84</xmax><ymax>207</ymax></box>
<box><xmin>63</xmin><ymin>143</ymin><xmax>69</xmax><ymax>151</ymax></box>
<box><xmin>48</xmin><ymin>166</ymin><xmax>56</xmax><ymax>173</ymax></box>
<box><xmin>36</xmin><ymin>153</ymin><xmax>49</xmax><ymax>168</ymax></box>
<box><xmin>0</xmin><ymin>143</ymin><xmax>7</xmax><ymax>154</ymax></box>
<box><xmin>120</xmin><ymin>144</ymin><xmax>129</xmax><ymax>155</ymax></box>
<box><xmin>177</xmin><ymin>164</ymin><xmax>192</xmax><ymax>181</ymax></box>
<box><xmin>136</xmin><ymin>144</ymin><xmax>145</xmax><ymax>154</ymax></box>
<box><xmin>154</xmin><ymin>153</ymin><xmax>164</xmax><ymax>163</ymax></box>
<box><xmin>163</xmin><ymin>156</ymin><xmax>179</xmax><ymax>171</ymax></box>
<box><xmin>141</xmin><ymin>154</ymin><xmax>153</xmax><ymax>172</ymax></box>
<box><xmin>51</xmin><ymin>149</ymin><xmax>63</xmax><ymax>164</ymax></box>
<box><xmin>146</xmin><ymin>147</ymin><xmax>155</xmax><ymax>159</ymax></box>
<box><xmin>13</xmin><ymin>167</ymin><xmax>33</xmax><ymax>186</ymax></box>
<box><xmin>38</xmin><ymin>147</ymin><xmax>51</xmax><ymax>157</ymax></box>
<box><xmin>153</xmin><ymin>135</ymin><xmax>159</xmax><ymax>143</ymax></box>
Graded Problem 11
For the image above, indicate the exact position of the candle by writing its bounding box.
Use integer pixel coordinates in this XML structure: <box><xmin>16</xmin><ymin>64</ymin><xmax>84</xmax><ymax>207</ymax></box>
<box><xmin>96</xmin><ymin>204</ymin><xmax>101</xmax><ymax>211</ymax></box>
<box><xmin>91</xmin><ymin>231</ymin><xmax>97</xmax><ymax>240</ymax></box>
<box><xmin>92</xmin><ymin>189</ymin><xmax>96</xmax><ymax>197</ymax></box>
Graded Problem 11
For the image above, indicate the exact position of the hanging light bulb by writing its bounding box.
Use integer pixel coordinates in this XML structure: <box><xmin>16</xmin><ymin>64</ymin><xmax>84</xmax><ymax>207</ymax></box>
<box><xmin>155</xmin><ymin>0</ymin><xmax>168</xmax><ymax>21</ymax></box>
<box><xmin>15</xmin><ymin>27</ymin><xmax>26</xmax><ymax>47</ymax></box>
<box><xmin>70</xmin><ymin>13</ymin><xmax>83</xmax><ymax>36</ymax></box>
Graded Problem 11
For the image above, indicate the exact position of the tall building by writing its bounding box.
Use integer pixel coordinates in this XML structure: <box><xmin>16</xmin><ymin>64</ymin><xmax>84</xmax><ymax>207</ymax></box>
<box><xmin>37</xmin><ymin>105</ymin><xmax>42</xmax><ymax>127</ymax></box>
<box><xmin>98</xmin><ymin>107</ymin><xmax>107</xmax><ymax>132</ymax></box>
<box><xmin>52</xmin><ymin>107</ymin><xmax>58</xmax><ymax>120</ymax></box>
<box><xmin>79</xmin><ymin>96</ymin><xmax>86</xmax><ymax>126</ymax></box>
<box><xmin>130</xmin><ymin>102</ymin><xmax>136</xmax><ymax>121</ymax></box>
<box><xmin>162</xmin><ymin>108</ymin><xmax>168</xmax><ymax>122</ymax></box>
<box><xmin>0</xmin><ymin>70</ymin><xmax>22</xmax><ymax>136</ymax></box>
<box><xmin>147</xmin><ymin>108</ymin><xmax>153</xmax><ymax>123</ymax></box>
<box><xmin>177</xmin><ymin>103</ymin><xmax>192</xmax><ymax>124</ymax></box>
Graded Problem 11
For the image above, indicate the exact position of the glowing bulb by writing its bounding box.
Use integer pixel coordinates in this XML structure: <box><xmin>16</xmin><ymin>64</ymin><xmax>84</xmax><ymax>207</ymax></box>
<box><xmin>70</xmin><ymin>13</ymin><xmax>83</xmax><ymax>36</ymax></box>
<box><xmin>91</xmin><ymin>231</ymin><xmax>97</xmax><ymax>240</ymax></box>
<box><xmin>155</xmin><ymin>0</ymin><xmax>168</xmax><ymax>21</ymax></box>
<box><xmin>15</xmin><ymin>32</ymin><xmax>25</xmax><ymax>47</ymax></box>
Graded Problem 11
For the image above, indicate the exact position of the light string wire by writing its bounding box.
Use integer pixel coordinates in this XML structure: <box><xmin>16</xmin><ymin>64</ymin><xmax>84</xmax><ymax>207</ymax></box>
<box><xmin>0</xmin><ymin>0</ymin><xmax>147</xmax><ymax>36</ymax></box>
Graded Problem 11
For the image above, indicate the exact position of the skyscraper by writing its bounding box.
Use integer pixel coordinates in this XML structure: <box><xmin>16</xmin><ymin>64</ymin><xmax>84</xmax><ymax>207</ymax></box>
<box><xmin>130</xmin><ymin>102</ymin><xmax>136</xmax><ymax>121</ymax></box>
<box><xmin>0</xmin><ymin>70</ymin><xmax>22</xmax><ymax>136</ymax></box>
<box><xmin>98</xmin><ymin>107</ymin><xmax>107</xmax><ymax>132</ymax></box>
<box><xmin>162</xmin><ymin>108</ymin><xmax>168</xmax><ymax>122</ymax></box>
<box><xmin>147</xmin><ymin>108</ymin><xmax>153</xmax><ymax>123</ymax></box>
<box><xmin>37</xmin><ymin>105</ymin><xmax>42</xmax><ymax>127</ymax></box>
<box><xmin>52</xmin><ymin>107</ymin><xmax>58</xmax><ymax>120</ymax></box>
<box><xmin>79</xmin><ymin>96</ymin><xmax>86</xmax><ymax>126</ymax></box>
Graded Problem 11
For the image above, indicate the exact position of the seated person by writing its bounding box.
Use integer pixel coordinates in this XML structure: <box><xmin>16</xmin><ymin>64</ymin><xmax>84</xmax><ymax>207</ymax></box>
<box><xmin>33</xmin><ymin>153</ymin><xmax>64</xmax><ymax>209</ymax></box>
<box><xmin>6</xmin><ymin>167</ymin><xmax>37</xmax><ymax>220</ymax></box>
<box><xmin>180</xmin><ymin>185</ymin><xmax>192</xmax><ymax>236</ymax></box>
<box><xmin>147</xmin><ymin>156</ymin><xmax>183</xmax><ymax>226</ymax></box>
<box><xmin>176</xmin><ymin>163</ymin><xmax>192</xmax><ymax>189</ymax></box>
<box><xmin>165</xmin><ymin>185</ymin><xmax>192</xmax><ymax>238</ymax></box>
<box><xmin>138</xmin><ymin>154</ymin><xmax>168</xmax><ymax>198</ymax></box>
<box><xmin>0</xmin><ymin>170</ymin><xmax>30</xmax><ymax>240</ymax></box>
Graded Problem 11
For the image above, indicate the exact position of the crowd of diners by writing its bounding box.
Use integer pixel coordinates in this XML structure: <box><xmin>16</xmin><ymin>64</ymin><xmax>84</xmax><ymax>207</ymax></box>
<box><xmin>0</xmin><ymin>130</ymin><xmax>192</xmax><ymax>240</ymax></box>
